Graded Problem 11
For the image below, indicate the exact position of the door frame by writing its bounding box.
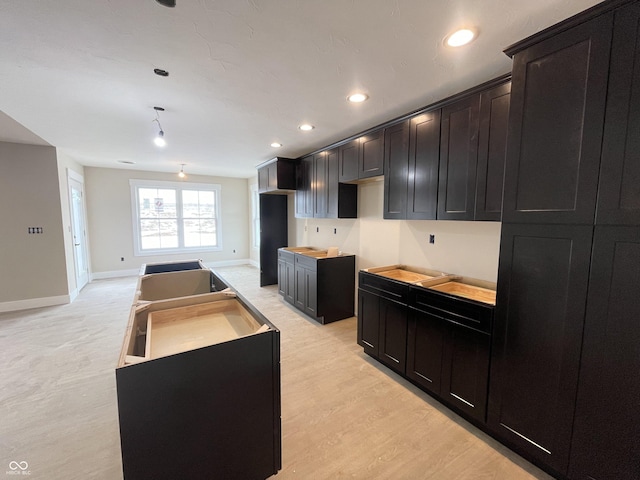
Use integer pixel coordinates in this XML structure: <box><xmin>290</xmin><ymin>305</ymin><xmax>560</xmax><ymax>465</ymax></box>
<box><xmin>67</xmin><ymin>169</ymin><xmax>90</xmax><ymax>295</ymax></box>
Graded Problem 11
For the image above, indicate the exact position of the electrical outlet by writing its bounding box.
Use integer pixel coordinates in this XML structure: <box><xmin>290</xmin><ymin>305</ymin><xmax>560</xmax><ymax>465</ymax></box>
<box><xmin>334</xmin><ymin>228</ymin><xmax>337</xmax><ymax>234</ymax></box>
<box><xmin>121</xmin><ymin>257</ymin><xmax>124</xmax><ymax>262</ymax></box>
<box><xmin>233</xmin><ymin>249</ymin><xmax>236</xmax><ymax>254</ymax></box>
<box><xmin>316</xmin><ymin>227</ymin><xmax>319</xmax><ymax>233</ymax></box>
<box><xmin>429</xmin><ymin>234</ymin><xmax>435</xmax><ymax>244</ymax></box>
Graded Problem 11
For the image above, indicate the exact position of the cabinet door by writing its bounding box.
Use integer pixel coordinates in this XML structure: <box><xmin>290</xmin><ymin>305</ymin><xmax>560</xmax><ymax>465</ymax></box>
<box><xmin>295</xmin><ymin>156</ymin><xmax>313</xmax><ymax>218</ymax></box>
<box><xmin>277</xmin><ymin>259</ymin><xmax>286</xmax><ymax>296</ymax></box>
<box><xmin>326</xmin><ymin>148</ymin><xmax>339</xmax><ymax>218</ymax></box>
<box><xmin>488</xmin><ymin>223</ymin><xmax>593</xmax><ymax>474</ymax></box>
<box><xmin>407</xmin><ymin>110</ymin><xmax>440</xmax><ymax>220</ymax></box>
<box><xmin>569</xmin><ymin>226</ymin><xmax>640</xmax><ymax>480</ymax></box>
<box><xmin>357</xmin><ymin>289</ymin><xmax>380</xmax><ymax>359</ymax></box>
<box><xmin>267</xmin><ymin>164</ymin><xmax>278</xmax><ymax>190</ymax></box>
<box><xmin>313</xmin><ymin>152</ymin><xmax>328</xmax><ymax>218</ymax></box>
<box><xmin>284</xmin><ymin>261</ymin><xmax>295</xmax><ymax>304</ymax></box>
<box><xmin>441</xmin><ymin>325</ymin><xmax>490</xmax><ymax>423</ymax></box>
<box><xmin>596</xmin><ymin>4</ymin><xmax>640</xmax><ymax>226</ymax></box>
<box><xmin>294</xmin><ymin>265</ymin><xmax>306</xmax><ymax>311</ymax></box>
<box><xmin>475</xmin><ymin>82</ymin><xmax>510</xmax><ymax>221</ymax></box>
<box><xmin>383</xmin><ymin>121</ymin><xmax>410</xmax><ymax>219</ymax></box>
<box><xmin>502</xmin><ymin>14</ymin><xmax>613</xmax><ymax>224</ymax></box>
<box><xmin>303</xmin><ymin>268</ymin><xmax>317</xmax><ymax>318</ymax></box>
<box><xmin>438</xmin><ymin>94</ymin><xmax>480</xmax><ymax>220</ymax></box>
<box><xmin>406</xmin><ymin>308</ymin><xmax>445</xmax><ymax>395</ymax></box>
<box><xmin>359</xmin><ymin>130</ymin><xmax>384</xmax><ymax>179</ymax></box>
<box><xmin>339</xmin><ymin>139</ymin><xmax>359</xmax><ymax>182</ymax></box>
<box><xmin>378</xmin><ymin>297</ymin><xmax>407</xmax><ymax>374</ymax></box>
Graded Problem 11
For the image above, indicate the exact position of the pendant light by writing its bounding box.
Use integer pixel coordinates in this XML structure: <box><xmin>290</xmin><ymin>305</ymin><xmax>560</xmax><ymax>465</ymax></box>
<box><xmin>153</xmin><ymin>107</ymin><xmax>166</xmax><ymax>147</ymax></box>
<box><xmin>178</xmin><ymin>164</ymin><xmax>186</xmax><ymax>178</ymax></box>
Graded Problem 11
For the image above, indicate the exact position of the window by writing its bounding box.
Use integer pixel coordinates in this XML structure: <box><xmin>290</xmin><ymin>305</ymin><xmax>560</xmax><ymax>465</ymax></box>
<box><xmin>251</xmin><ymin>185</ymin><xmax>260</xmax><ymax>249</ymax></box>
<box><xmin>130</xmin><ymin>179</ymin><xmax>222</xmax><ymax>255</ymax></box>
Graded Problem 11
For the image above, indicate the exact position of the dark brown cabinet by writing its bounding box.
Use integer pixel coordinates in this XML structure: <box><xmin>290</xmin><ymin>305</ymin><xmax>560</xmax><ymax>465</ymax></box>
<box><xmin>475</xmin><ymin>82</ymin><xmax>510</xmax><ymax>221</ymax></box>
<box><xmin>488</xmin><ymin>223</ymin><xmax>593</xmax><ymax>474</ymax></box>
<box><xmin>502</xmin><ymin>13</ymin><xmax>613</xmax><ymax>225</ymax></box>
<box><xmin>257</xmin><ymin>157</ymin><xmax>297</xmax><ymax>193</ymax></box>
<box><xmin>277</xmin><ymin>249</ymin><xmax>295</xmax><ymax>304</ymax></box>
<box><xmin>408</xmin><ymin>286</ymin><xmax>492</xmax><ymax>422</ymax></box>
<box><xmin>359</xmin><ymin>130</ymin><xmax>385</xmax><ymax>179</ymax></box>
<box><xmin>278</xmin><ymin>249</ymin><xmax>355</xmax><ymax>324</ymax></box>
<box><xmin>596</xmin><ymin>3</ymin><xmax>640</xmax><ymax>226</ymax></box>
<box><xmin>569</xmin><ymin>226</ymin><xmax>640</xmax><ymax>480</ymax></box>
<box><xmin>407</xmin><ymin>109</ymin><xmax>441</xmax><ymax>220</ymax></box>
<box><xmin>437</xmin><ymin>94</ymin><xmax>480</xmax><ymax>221</ymax></box>
<box><xmin>294</xmin><ymin>256</ymin><xmax>317</xmax><ymax>318</ymax></box>
<box><xmin>338</xmin><ymin>130</ymin><xmax>385</xmax><ymax>182</ymax></box>
<box><xmin>339</xmin><ymin>138</ymin><xmax>360</xmax><ymax>182</ymax></box>
<box><xmin>357</xmin><ymin>271</ymin><xmax>409</xmax><ymax>374</ymax></box>
<box><xmin>295</xmin><ymin>155</ymin><xmax>314</xmax><ymax>218</ymax></box>
<box><xmin>383</xmin><ymin>121</ymin><xmax>410</xmax><ymax>219</ymax></box>
<box><xmin>296</xmin><ymin>149</ymin><xmax>357</xmax><ymax>219</ymax></box>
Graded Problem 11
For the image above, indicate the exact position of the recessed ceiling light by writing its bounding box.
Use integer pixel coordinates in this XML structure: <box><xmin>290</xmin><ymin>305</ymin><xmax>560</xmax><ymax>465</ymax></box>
<box><xmin>299</xmin><ymin>124</ymin><xmax>314</xmax><ymax>131</ymax></box>
<box><xmin>347</xmin><ymin>93</ymin><xmax>369</xmax><ymax>103</ymax></box>
<box><xmin>445</xmin><ymin>28</ymin><xmax>477</xmax><ymax>47</ymax></box>
<box><xmin>271</xmin><ymin>142</ymin><xmax>283</xmax><ymax>148</ymax></box>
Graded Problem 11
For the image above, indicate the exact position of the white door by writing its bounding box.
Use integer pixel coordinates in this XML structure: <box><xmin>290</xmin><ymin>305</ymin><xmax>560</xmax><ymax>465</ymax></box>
<box><xmin>68</xmin><ymin>172</ymin><xmax>89</xmax><ymax>291</ymax></box>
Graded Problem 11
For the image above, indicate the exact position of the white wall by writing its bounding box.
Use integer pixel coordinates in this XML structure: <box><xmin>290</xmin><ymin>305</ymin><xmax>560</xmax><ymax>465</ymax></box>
<box><xmin>84</xmin><ymin>167</ymin><xmax>250</xmax><ymax>276</ymax></box>
<box><xmin>248</xmin><ymin>177</ymin><xmax>259</xmax><ymax>265</ymax></box>
<box><xmin>294</xmin><ymin>180</ymin><xmax>501</xmax><ymax>283</ymax></box>
<box><xmin>0</xmin><ymin>142</ymin><xmax>69</xmax><ymax>305</ymax></box>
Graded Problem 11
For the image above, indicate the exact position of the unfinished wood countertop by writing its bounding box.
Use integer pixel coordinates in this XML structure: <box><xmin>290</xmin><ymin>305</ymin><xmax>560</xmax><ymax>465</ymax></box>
<box><xmin>428</xmin><ymin>281</ymin><xmax>496</xmax><ymax>305</ymax></box>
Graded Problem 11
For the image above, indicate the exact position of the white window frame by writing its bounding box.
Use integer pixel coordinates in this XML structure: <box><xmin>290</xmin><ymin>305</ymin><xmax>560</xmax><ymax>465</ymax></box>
<box><xmin>130</xmin><ymin>179</ymin><xmax>222</xmax><ymax>256</ymax></box>
<box><xmin>251</xmin><ymin>184</ymin><xmax>260</xmax><ymax>250</ymax></box>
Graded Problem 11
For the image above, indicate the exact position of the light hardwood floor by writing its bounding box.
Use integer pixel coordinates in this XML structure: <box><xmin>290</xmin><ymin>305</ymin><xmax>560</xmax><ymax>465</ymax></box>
<box><xmin>0</xmin><ymin>265</ymin><xmax>553</xmax><ymax>479</ymax></box>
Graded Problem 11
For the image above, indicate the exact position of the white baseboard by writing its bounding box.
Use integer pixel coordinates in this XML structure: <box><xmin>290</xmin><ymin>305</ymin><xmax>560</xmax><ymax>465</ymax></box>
<box><xmin>91</xmin><ymin>269</ymin><xmax>139</xmax><ymax>280</ymax></box>
<box><xmin>248</xmin><ymin>259</ymin><xmax>259</xmax><ymax>268</ymax></box>
<box><xmin>203</xmin><ymin>258</ymin><xmax>252</xmax><ymax>269</ymax></box>
<box><xmin>0</xmin><ymin>294</ymin><xmax>70</xmax><ymax>313</ymax></box>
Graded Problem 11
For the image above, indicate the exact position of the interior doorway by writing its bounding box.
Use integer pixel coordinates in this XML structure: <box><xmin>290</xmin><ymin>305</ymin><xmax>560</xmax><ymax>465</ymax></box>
<box><xmin>68</xmin><ymin>170</ymin><xmax>89</xmax><ymax>292</ymax></box>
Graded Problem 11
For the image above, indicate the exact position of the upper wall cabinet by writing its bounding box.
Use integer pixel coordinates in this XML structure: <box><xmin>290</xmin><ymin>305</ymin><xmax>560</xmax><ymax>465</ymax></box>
<box><xmin>383</xmin><ymin>121</ymin><xmax>410</xmax><ymax>219</ymax></box>
<box><xmin>296</xmin><ymin>149</ymin><xmax>357</xmax><ymax>219</ymax></box>
<box><xmin>339</xmin><ymin>130</ymin><xmax>385</xmax><ymax>182</ymax></box>
<box><xmin>596</xmin><ymin>3</ymin><xmax>640</xmax><ymax>226</ymax></box>
<box><xmin>501</xmin><ymin>14</ymin><xmax>613</xmax><ymax>225</ymax></box>
<box><xmin>407</xmin><ymin>110</ymin><xmax>441</xmax><ymax>220</ymax></box>
<box><xmin>437</xmin><ymin>94</ymin><xmax>480</xmax><ymax>221</ymax></box>
<box><xmin>257</xmin><ymin>157</ymin><xmax>297</xmax><ymax>193</ymax></box>
<box><xmin>295</xmin><ymin>155</ymin><xmax>314</xmax><ymax>218</ymax></box>
<box><xmin>475</xmin><ymin>82</ymin><xmax>511</xmax><ymax>221</ymax></box>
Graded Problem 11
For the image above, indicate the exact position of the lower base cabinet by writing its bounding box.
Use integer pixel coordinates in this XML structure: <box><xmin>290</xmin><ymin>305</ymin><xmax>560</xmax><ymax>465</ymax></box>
<box><xmin>116</xmin><ymin>277</ymin><xmax>281</xmax><ymax>480</ymax></box>
<box><xmin>278</xmin><ymin>248</ymin><xmax>355</xmax><ymax>323</ymax></box>
<box><xmin>357</xmin><ymin>287</ymin><xmax>408</xmax><ymax>374</ymax></box>
<box><xmin>407</xmin><ymin>287</ymin><xmax>492</xmax><ymax>422</ymax></box>
<box><xmin>357</xmin><ymin>271</ymin><xmax>493</xmax><ymax>424</ymax></box>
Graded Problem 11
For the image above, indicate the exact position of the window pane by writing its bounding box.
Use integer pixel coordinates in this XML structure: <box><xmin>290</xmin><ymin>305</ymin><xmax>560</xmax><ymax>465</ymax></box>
<box><xmin>139</xmin><ymin>188</ymin><xmax>176</xmax><ymax>219</ymax></box>
<box><xmin>140</xmin><ymin>219</ymin><xmax>178</xmax><ymax>250</ymax></box>
<box><xmin>184</xmin><ymin>218</ymin><xmax>217</xmax><ymax>247</ymax></box>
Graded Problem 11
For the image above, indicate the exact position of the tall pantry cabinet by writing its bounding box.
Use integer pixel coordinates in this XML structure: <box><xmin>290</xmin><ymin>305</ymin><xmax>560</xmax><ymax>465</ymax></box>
<box><xmin>488</xmin><ymin>1</ymin><xmax>640</xmax><ymax>479</ymax></box>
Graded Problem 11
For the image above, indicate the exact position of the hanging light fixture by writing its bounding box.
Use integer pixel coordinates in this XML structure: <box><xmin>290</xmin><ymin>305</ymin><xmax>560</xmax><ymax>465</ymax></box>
<box><xmin>153</xmin><ymin>107</ymin><xmax>166</xmax><ymax>147</ymax></box>
<box><xmin>178</xmin><ymin>164</ymin><xmax>186</xmax><ymax>178</ymax></box>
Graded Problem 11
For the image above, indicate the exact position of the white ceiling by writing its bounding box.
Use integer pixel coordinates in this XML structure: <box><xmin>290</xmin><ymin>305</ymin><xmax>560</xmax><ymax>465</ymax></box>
<box><xmin>0</xmin><ymin>0</ymin><xmax>600</xmax><ymax>178</ymax></box>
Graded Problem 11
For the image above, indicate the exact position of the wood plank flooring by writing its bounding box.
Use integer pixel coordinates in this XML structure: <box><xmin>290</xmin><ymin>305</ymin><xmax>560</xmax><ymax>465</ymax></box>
<box><xmin>0</xmin><ymin>265</ymin><xmax>553</xmax><ymax>479</ymax></box>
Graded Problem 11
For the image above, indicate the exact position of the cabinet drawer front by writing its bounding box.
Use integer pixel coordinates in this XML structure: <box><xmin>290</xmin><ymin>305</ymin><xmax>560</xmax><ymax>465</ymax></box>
<box><xmin>294</xmin><ymin>253</ymin><xmax>317</xmax><ymax>270</ymax></box>
<box><xmin>359</xmin><ymin>271</ymin><xmax>409</xmax><ymax>304</ymax></box>
<box><xmin>277</xmin><ymin>249</ymin><xmax>294</xmax><ymax>263</ymax></box>
<box><xmin>409</xmin><ymin>287</ymin><xmax>493</xmax><ymax>334</ymax></box>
